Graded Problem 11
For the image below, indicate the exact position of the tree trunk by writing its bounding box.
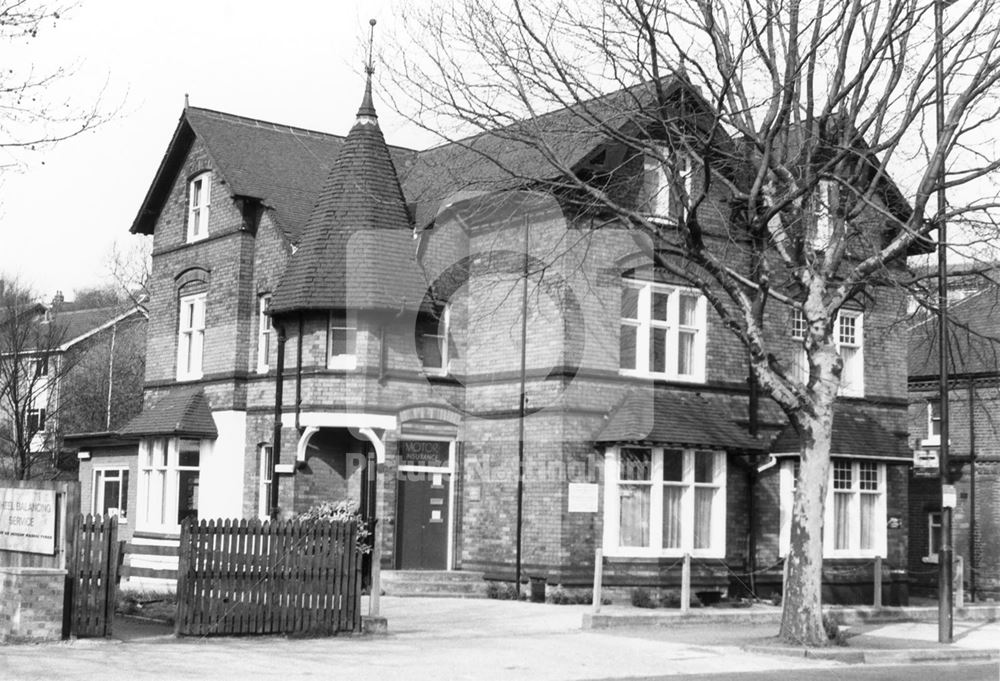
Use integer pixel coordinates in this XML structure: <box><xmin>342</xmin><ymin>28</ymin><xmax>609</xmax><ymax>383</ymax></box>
<box><xmin>778</xmin><ymin>348</ymin><xmax>838</xmax><ymax>646</ymax></box>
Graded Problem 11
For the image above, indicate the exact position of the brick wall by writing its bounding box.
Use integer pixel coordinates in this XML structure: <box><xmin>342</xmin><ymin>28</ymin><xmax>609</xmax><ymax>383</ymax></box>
<box><xmin>0</xmin><ymin>568</ymin><xmax>66</xmax><ymax>643</ymax></box>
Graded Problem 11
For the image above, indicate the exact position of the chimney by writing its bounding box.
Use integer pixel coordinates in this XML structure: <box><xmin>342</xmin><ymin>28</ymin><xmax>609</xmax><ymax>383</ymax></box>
<box><xmin>51</xmin><ymin>290</ymin><xmax>64</xmax><ymax>306</ymax></box>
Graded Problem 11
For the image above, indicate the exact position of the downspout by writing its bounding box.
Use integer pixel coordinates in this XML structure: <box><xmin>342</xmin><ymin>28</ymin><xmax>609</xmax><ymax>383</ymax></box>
<box><xmin>515</xmin><ymin>216</ymin><xmax>529</xmax><ymax>589</ymax></box>
<box><xmin>295</xmin><ymin>312</ymin><xmax>304</xmax><ymax>431</ymax></box>
<box><xmin>270</xmin><ymin>322</ymin><xmax>287</xmax><ymax>520</ymax></box>
<box><xmin>746</xmin><ymin>357</ymin><xmax>760</xmax><ymax>596</ymax></box>
<box><xmin>105</xmin><ymin>321</ymin><xmax>117</xmax><ymax>430</ymax></box>
<box><xmin>968</xmin><ymin>377</ymin><xmax>976</xmax><ymax>602</ymax></box>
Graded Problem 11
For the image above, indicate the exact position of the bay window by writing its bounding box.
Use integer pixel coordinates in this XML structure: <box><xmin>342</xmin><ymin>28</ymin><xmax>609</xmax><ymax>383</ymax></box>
<box><xmin>620</xmin><ymin>279</ymin><xmax>706</xmax><ymax>382</ymax></box>
<box><xmin>604</xmin><ymin>447</ymin><xmax>726</xmax><ymax>557</ymax></box>
<box><xmin>418</xmin><ymin>303</ymin><xmax>451</xmax><ymax>375</ymax></box>
<box><xmin>138</xmin><ymin>437</ymin><xmax>203</xmax><ymax>530</ymax></box>
<box><xmin>328</xmin><ymin>309</ymin><xmax>357</xmax><ymax>370</ymax></box>
<box><xmin>779</xmin><ymin>458</ymin><xmax>886</xmax><ymax>558</ymax></box>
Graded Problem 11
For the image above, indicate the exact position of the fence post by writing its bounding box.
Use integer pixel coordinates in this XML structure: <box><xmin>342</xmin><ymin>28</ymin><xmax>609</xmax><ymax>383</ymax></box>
<box><xmin>369</xmin><ymin>520</ymin><xmax>381</xmax><ymax>618</ymax></box>
<box><xmin>592</xmin><ymin>548</ymin><xmax>603</xmax><ymax>613</ymax></box>
<box><xmin>954</xmin><ymin>555</ymin><xmax>964</xmax><ymax>609</ymax></box>
<box><xmin>681</xmin><ymin>553</ymin><xmax>691</xmax><ymax>614</ymax></box>
<box><xmin>874</xmin><ymin>555</ymin><xmax>883</xmax><ymax>608</ymax></box>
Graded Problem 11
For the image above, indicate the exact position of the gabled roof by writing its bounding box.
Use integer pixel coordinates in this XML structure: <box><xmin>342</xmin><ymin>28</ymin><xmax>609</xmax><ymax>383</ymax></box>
<box><xmin>596</xmin><ymin>388</ymin><xmax>763</xmax><ymax>452</ymax></box>
<box><xmin>129</xmin><ymin>106</ymin><xmax>418</xmax><ymax>243</ymax></box>
<box><xmin>5</xmin><ymin>304</ymin><xmax>143</xmax><ymax>354</ymax></box>
<box><xmin>270</xmin><ymin>76</ymin><xmax>419</xmax><ymax>315</ymax></box>
<box><xmin>769</xmin><ymin>406</ymin><xmax>909</xmax><ymax>460</ymax></box>
<box><xmin>118</xmin><ymin>387</ymin><xmax>218</xmax><ymax>438</ymax></box>
<box><xmin>909</xmin><ymin>281</ymin><xmax>1000</xmax><ymax>378</ymax></box>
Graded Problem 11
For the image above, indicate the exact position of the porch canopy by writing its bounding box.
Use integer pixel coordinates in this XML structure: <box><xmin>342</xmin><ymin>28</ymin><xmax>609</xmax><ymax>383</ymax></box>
<box><xmin>596</xmin><ymin>389</ymin><xmax>764</xmax><ymax>452</ymax></box>
<box><xmin>769</xmin><ymin>406</ymin><xmax>909</xmax><ymax>460</ymax></box>
<box><xmin>119</xmin><ymin>388</ymin><xmax>218</xmax><ymax>438</ymax></box>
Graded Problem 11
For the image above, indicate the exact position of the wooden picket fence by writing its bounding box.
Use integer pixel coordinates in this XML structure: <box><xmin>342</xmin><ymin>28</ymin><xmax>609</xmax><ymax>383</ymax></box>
<box><xmin>67</xmin><ymin>514</ymin><xmax>121</xmax><ymax>638</ymax></box>
<box><xmin>175</xmin><ymin>518</ymin><xmax>364</xmax><ymax>636</ymax></box>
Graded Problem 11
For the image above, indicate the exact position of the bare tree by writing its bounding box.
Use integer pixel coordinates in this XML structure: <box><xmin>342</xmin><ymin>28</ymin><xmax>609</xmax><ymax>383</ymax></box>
<box><xmin>106</xmin><ymin>238</ymin><xmax>152</xmax><ymax>313</ymax></box>
<box><xmin>388</xmin><ymin>0</ymin><xmax>1000</xmax><ymax>644</ymax></box>
<box><xmin>1</xmin><ymin>0</ymin><xmax>109</xmax><ymax>171</ymax></box>
<box><xmin>0</xmin><ymin>277</ymin><xmax>71</xmax><ymax>479</ymax></box>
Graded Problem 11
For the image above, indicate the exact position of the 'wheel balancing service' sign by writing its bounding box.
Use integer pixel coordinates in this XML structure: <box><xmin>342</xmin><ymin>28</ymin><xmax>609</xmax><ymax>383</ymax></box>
<box><xmin>0</xmin><ymin>487</ymin><xmax>57</xmax><ymax>554</ymax></box>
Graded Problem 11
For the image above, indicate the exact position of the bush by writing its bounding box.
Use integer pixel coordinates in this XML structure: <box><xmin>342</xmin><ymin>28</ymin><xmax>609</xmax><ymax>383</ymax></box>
<box><xmin>547</xmin><ymin>585</ymin><xmax>606</xmax><ymax>605</ymax></box>
<box><xmin>823</xmin><ymin>614</ymin><xmax>847</xmax><ymax>646</ymax></box>
<box><xmin>485</xmin><ymin>581</ymin><xmax>521</xmax><ymax>600</ymax></box>
<box><xmin>631</xmin><ymin>588</ymin><xmax>656</xmax><ymax>608</ymax></box>
<box><xmin>296</xmin><ymin>500</ymin><xmax>372</xmax><ymax>554</ymax></box>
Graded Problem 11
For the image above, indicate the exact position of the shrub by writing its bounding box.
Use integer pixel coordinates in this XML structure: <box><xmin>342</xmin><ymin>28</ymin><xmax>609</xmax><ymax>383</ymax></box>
<box><xmin>631</xmin><ymin>588</ymin><xmax>656</xmax><ymax>608</ymax></box>
<box><xmin>485</xmin><ymin>581</ymin><xmax>521</xmax><ymax>600</ymax></box>
<box><xmin>547</xmin><ymin>585</ymin><xmax>603</xmax><ymax>605</ymax></box>
<box><xmin>296</xmin><ymin>500</ymin><xmax>372</xmax><ymax>554</ymax></box>
<box><xmin>823</xmin><ymin>614</ymin><xmax>847</xmax><ymax>646</ymax></box>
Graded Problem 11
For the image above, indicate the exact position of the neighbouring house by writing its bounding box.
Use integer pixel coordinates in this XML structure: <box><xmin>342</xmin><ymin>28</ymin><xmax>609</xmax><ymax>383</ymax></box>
<box><xmin>908</xmin><ymin>281</ymin><xmax>1000</xmax><ymax>601</ymax></box>
<box><xmin>1</xmin><ymin>295</ymin><xmax>146</xmax><ymax>485</ymax></box>
<box><xmin>113</xmin><ymin>72</ymin><xmax>916</xmax><ymax>604</ymax></box>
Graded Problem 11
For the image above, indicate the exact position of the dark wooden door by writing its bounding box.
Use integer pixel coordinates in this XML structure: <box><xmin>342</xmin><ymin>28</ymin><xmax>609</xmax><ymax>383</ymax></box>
<box><xmin>396</xmin><ymin>472</ymin><xmax>450</xmax><ymax>569</ymax></box>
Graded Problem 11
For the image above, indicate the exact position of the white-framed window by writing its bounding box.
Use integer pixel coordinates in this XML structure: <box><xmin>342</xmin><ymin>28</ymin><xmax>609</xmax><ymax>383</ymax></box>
<box><xmin>187</xmin><ymin>172</ymin><xmax>211</xmax><ymax>242</ymax></box>
<box><xmin>790</xmin><ymin>308</ymin><xmax>864</xmax><ymax>397</ymax></box>
<box><xmin>27</xmin><ymin>407</ymin><xmax>46</xmax><ymax>433</ymax></box>
<box><xmin>138</xmin><ymin>437</ymin><xmax>202</xmax><ymax>530</ymax></box>
<box><xmin>30</xmin><ymin>355</ymin><xmax>48</xmax><ymax>378</ymax></box>
<box><xmin>258</xmin><ymin>444</ymin><xmax>273</xmax><ymax>520</ymax></box>
<box><xmin>641</xmin><ymin>147</ymin><xmax>692</xmax><ymax>220</ymax></box>
<box><xmin>603</xmin><ymin>447</ymin><xmax>726</xmax><ymax>558</ymax></box>
<box><xmin>177</xmin><ymin>292</ymin><xmax>206</xmax><ymax>381</ymax></box>
<box><xmin>328</xmin><ymin>309</ymin><xmax>357</xmax><ymax>370</ymax></box>
<box><xmin>93</xmin><ymin>468</ymin><xmax>129</xmax><ymax>522</ymax></box>
<box><xmin>926</xmin><ymin>511</ymin><xmax>942</xmax><ymax>562</ymax></box>
<box><xmin>418</xmin><ymin>303</ymin><xmax>451</xmax><ymax>375</ymax></box>
<box><xmin>619</xmin><ymin>278</ymin><xmax>707</xmax><ymax>382</ymax></box>
<box><xmin>256</xmin><ymin>294</ymin><xmax>272</xmax><ymax>374</ymax></box>
<box><xmin>779</xmin><ymin>458</ymin><xmax>886</xmax><ymax>558</ymax></box>
<box><xmin>924</xmin><ymin>401</ymin><xmax>941</xmax><ymax>446</ymax></box>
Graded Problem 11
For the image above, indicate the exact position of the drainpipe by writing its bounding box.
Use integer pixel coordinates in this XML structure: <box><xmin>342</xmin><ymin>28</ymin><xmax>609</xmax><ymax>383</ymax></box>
<box><xmin>968</xmin><ymin>377</ymin><xmax>976</xmax><ymax>602</ymax></box>
<box><xmin>105</xmin><ymin>321</ymin><xmax>117</xmax><ymax>430</ymax></box>
<box><xmin>270</xmin><ymin>322</ymin><xmax>287</xmax><ymax>520</ymax></box>
<box><xmin>515</xmin><ymin>217</ymin><xmax>529</xmax><ymax>589</ymax></box>
<box><xmin>746</xmin><ymin>353</ymin><xmax>760</xmax><ymax>596</ymax></box>
<box><xmin>295</xmin><ymin>312</ymin><xmax>304</xmax><ymax>431</ymax></box>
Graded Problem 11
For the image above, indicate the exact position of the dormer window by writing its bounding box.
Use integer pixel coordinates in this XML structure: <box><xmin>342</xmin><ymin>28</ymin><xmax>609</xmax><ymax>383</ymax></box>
<box><xmin>188</xmin><ymin>172</ymin><xmax>211</xmax><ymax>242</ymax></box>
<box><xmin>641</xmin><ymin>147</ymin><xmax>691</xmax><ymax>220</ymax></box>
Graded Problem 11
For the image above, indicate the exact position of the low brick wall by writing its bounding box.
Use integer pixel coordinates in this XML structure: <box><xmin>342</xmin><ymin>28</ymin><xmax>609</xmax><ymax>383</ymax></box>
<box><xmin>0</xmin><ymin>567</ymin><xmax>67</xmax><ymax>643</ymax></box>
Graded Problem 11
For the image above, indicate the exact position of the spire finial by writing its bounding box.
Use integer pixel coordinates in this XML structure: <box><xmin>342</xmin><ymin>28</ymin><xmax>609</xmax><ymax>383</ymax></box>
<box><xmin>356</xmin><ymin>19</ymin><xmax>378</xmax><ymax>123</ymax></box>
<box><xmin>366</xmin><ymin>18</ymin><xmax>377</xmax><ymax>76</ymax></box>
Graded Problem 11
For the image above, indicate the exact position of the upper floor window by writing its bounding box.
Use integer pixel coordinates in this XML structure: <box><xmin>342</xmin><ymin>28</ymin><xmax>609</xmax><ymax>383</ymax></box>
<box><xmin>27</xmin><ymin>407</ymin><xmax>46</xmax><ymax>433</ymax></box>
<box><xmin>641</xmin><ymin>147</ymin><xmax>691</xmax><ymax>220</ymax></box>
<box><xmin>619</xmin><ymin>279</ymin><xmax>706</xmax><ymax>382</ymax></box>
<box><xmin>790</xmin><ymin>308</ymin><xmax>864</xmax><ymax>397</ymax></box>
<box><xmin>603</xmin><ymin>446</ymin><xmax>726</xmax><ymax>558</ymax></box>
<box><xmin>187</xmin><ymin>172</ymin><xmax>211</xmax><ymax>242</ymax></box>
<box><xmin>177</xmin><ymin>292</ymin><xmax>206</xmax><ymax>381</ymax></box>
<box><xmin>924</xmin><ymin>401</ymin><xmax>941</xmax><ymax>445</ymax></box>
<box><xmin>779</xmin><ymin>458</ymin><xmax>886</xmax><ymax>558</ymax></box>
<box><xmin>30</xmin><ymin>356</ymin><xmax>48</xmax><ymax>377</ymax></box>
<box><xmin>814</xmin><ymin>180</ymin><xmax>835</xmax><ymax>248</ymax></box>
<box><xmin>328</xmin><ymin>309</ymin><xmax>357</xmax><ymax>370</ymax></box>
<box><xmin>257</xmin><ymin>294</ymin><xmax>272</xmax><ymax>374</ymax></box>
<box><xmin>418</xmin><ymin>303</ymin><xmax>451</xmax><ymax>375</ymax></box>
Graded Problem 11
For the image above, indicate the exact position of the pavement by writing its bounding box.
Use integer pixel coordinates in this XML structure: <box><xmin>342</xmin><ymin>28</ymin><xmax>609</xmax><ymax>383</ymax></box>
<box><xmin>0</xmin><ymin>598</ymin><xmax>996</xmax><ymax>681</ymax></box>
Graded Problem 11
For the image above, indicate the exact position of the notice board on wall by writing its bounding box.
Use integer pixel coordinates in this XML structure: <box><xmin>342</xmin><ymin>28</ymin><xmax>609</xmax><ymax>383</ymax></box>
<box><xmin>0</xmin><ymin>487</ymin><xmax>57</xmax><ymax>554</ymax></box>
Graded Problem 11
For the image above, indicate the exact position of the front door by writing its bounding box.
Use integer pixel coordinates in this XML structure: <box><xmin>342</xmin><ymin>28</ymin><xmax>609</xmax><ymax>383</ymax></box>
<box><xmin>396</xmin><ymin>471</ymin><xmax>450</xmax><ymax>569</ymax></box>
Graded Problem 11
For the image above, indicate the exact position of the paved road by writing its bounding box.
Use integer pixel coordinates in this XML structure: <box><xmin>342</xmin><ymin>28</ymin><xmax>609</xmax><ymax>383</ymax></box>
<box><xmin>0</xmin><ymin>598</ymin><xmax>994</xmax><ymax>681</ymax></box>
<box><xmin>590</xmin><ymin>661</ymin><xmax>1000</xmax><ymax>681</ymax></box>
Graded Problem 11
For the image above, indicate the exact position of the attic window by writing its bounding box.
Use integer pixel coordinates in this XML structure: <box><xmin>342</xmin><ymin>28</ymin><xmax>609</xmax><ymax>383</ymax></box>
<box><xmin>641</xmin><ymin>147</ymin><xmax>691</xmax><ymax>221</ymax></box>
<box><xmin>188</xmin><ymin>172</ymin><xmax>212</xmax><ymax>243</ymax></box>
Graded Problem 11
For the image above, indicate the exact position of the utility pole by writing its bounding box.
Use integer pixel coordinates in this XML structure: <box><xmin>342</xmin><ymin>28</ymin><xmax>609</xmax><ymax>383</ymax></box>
<box><xmin>934</xmin><ymin>0</ymin><xmax>954</xmax><ymax>645</ymax></box>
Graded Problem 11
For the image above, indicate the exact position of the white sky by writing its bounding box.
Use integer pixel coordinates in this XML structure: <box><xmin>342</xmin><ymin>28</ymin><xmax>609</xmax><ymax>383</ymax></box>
<box><xmin>0</xmin><ymin>0</ymin><xmax>435</xmax><ymax>301</ymax></box>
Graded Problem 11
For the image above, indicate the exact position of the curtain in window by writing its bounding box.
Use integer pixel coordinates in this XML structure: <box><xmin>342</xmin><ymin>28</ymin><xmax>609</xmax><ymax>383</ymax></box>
<box><xmin>661</xmin><ymin>485</ymin><xmax>682</xmax><ymax>548</ymax></box>
<box><xmin>834</xmin><ymin>491</ymin><xmax>851</xmax><ymax>550</ymax></box>
<box><xmin>693</xmin><ymin>487</ymin><xmax>714</xmax><ymax>549</ymax></box>
<box><xmin>619</xmin><ymin>485</ymin><xmax>650</xmax><ymax>547</ymax></box>
<box><xmin>859</xmin><ymin>494</ymin><xmax>876</xmax><ymax>550</ymax></box>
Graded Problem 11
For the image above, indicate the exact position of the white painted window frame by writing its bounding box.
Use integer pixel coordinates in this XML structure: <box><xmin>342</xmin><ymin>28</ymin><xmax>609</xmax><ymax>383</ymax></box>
<box><xmin>327</xmin><ymin>310</ymin><xmax>358</xmax><ymax>370</ymax></box>
<box><xmin>779</xmin><ymin>458</ymin><xmax>887</xmax><ymax>558</ymax></box>
<box><xmin>602</xmin><ymin>446</ymin><xmax>726</xmax><ymax>559</ymax></box>
<box><xmin>642</xmin><ymin>147</ymin><xmax>692</xmax><ymax>221</ymax></box>
<box><xmin>177</xmin><ymin>292</ymin><xmax>206</xmax><ymax>381</ymax></box>
<box><xmin>790</xmin><ymin>308</ymin><xmax>864</xmax><ymax>397</ymax></box>
<box><xmin>421</xmin><ymin>303</ymin><xmax>451</xmax><ymax>376</ymax></box>
<box><xmin>93</xmin><ymin>467</ymin><xmax>129</xmax><ymax>523</ymax></box>
<box><xmin>187</xmin><ymin>172</ymin><xmax>211</xmax><ymax>242</ymax></box>
<box><xmin>258</xmin><ymin>444</ymin><xmax>273</xmax><ymax>520</ymax></box>
<box><xmin>619</xmin><ymin>279</ymin><xmax>707</xmax><ymax>382</ymax></box>
<box><xmin>137</xmin><ymin>436</ymin><xmax>205</xmax><ymax>533</ymax></box>
<box><xmin>256</xmin><ymin>294</ymin><xmax>272</xmax><ymax>374</ymax></box>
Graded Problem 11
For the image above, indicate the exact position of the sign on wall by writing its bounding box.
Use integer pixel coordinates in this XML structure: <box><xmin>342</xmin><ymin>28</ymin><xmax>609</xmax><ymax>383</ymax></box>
<box><xmin>567</xmin><ymin>483</ymin><xmax>599</xmax><ymax>513</ymax></box>
<box><xmin>400</xmin><ymin>440</ymin><xmax>451</xmax><ymax>468</ymax></box>
<box><xmin>0</xmin><ymin>487</ymin><xmax>57</xmax><ymax>554</ymax></box>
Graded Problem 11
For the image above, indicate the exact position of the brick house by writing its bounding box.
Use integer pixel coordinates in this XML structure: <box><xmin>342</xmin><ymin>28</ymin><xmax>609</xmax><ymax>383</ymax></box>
<box><xmin>115</xmin><ymin>73</ymin><xmax>914</xmax><ymax>603</ymax></box>
<box><xmin>908</xmin><ymin>282</ymin><xmax>1000</xmax><ymax>600</ymax></box>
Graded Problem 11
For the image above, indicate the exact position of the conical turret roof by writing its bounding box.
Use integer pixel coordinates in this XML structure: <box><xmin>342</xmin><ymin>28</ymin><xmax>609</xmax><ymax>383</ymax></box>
<box><xmin>270</xmin><ymin>73</ymin><xmax>414</xmax><ymax>314</ymax></box>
